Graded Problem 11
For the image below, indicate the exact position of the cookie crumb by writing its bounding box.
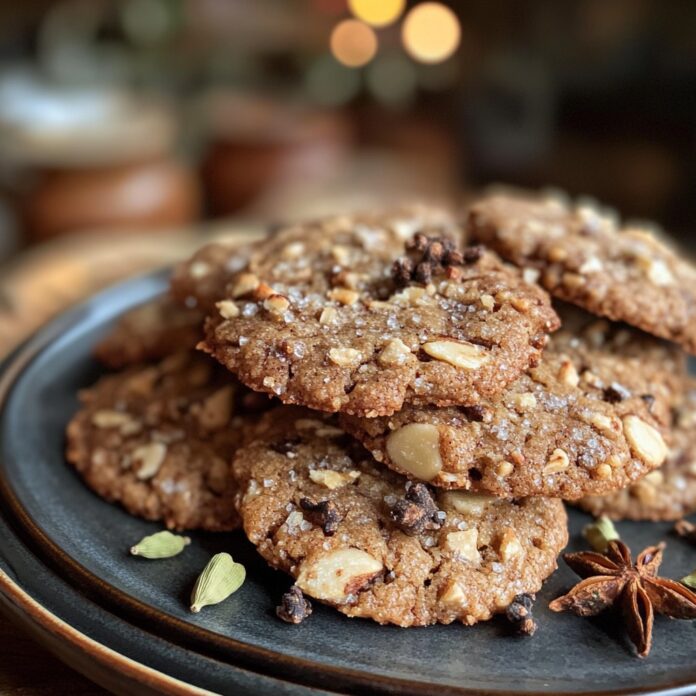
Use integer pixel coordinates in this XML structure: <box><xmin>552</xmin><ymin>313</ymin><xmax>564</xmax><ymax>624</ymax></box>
<box><xmin>505</xmin><ymin>593</ymin><xmax>537</xmax><ymax>636</ymax></box>
<box><xmin>276</xmin><ymin>586</ymin><xmax>313</xmax><ymax>624</ymax></box>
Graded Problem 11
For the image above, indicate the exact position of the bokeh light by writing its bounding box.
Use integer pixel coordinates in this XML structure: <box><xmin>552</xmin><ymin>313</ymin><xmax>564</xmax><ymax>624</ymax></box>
<box><xmin>305</xmin><ymin>55</ymin><xmax>362</xmax><ymax>105</ymax></box>
<box><xmin>330</xmin><ymin>19</ymin><xmax>378</xmax><ymax>68</ymax></box>
<box><xmin>366</xmin><ymin>53</ymin><xmax>417</xmax><ymax>107</ymax></box>
<box><xmin>348</xmin><ymin>0</ymin><xmax>405</xmax><ymax>28</ymax></box>
<box><xmin>402</xmin><ymin>2</ymin><xmax>461</xmax><ymax>64</ymax></box>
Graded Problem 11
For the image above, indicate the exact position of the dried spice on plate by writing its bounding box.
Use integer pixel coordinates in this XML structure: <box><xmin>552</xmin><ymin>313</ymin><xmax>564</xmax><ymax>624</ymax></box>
<box><xmin>549</xmin><ymin>540</ymin><xmax>696</xmax><ymax>657</ymax></box>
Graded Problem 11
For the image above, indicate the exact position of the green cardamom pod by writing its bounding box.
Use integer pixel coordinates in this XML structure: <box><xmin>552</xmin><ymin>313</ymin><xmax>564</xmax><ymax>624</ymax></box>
<box><xmin>583</xmin><ymin>516</ymin><xmax>619</xmax><ymax>552</ymax></box>
<box><xmin>681</xmin><ymin>571</ymin><xmax>696</xmax><ymax>589</ymax></box>
<box><xmin>190</xmin><ymin>552</ymin><xmax>246</xmax><ymax>612</ymax></box>
<box><xmin>130</xmin><ymin>531</ymin><xmax>190</xmax><ymax>559</ymax></box>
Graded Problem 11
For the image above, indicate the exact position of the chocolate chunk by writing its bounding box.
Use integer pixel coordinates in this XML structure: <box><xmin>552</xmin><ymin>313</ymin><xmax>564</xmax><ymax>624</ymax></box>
<box><xmin>276</xmin><ymin>586</ymin><xmax>313</xmax><ymax>624</ymax></box>
<box><xmin>299</xmin><ymin>497</ymin><xmax>342</xmax><ymax>535</ymax></box>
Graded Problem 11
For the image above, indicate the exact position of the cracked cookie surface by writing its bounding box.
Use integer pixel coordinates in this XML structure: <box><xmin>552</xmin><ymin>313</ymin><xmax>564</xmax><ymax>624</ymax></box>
<box><xmin>467</xmin><ymin>192</ymin><xmax>696</xmax><ymax>354</ymax></box>
<box><xmin>201</xmin><ymin>211</ymin><xmax>559</xmax><ymax>417</ymax></box>
<box><xmin>232</xmin><ymin>407</ymin><xmax>568</xmax><ymax>627</ymax></box>
<box><xmin>577</xmin><ymin>380</ymin><xmax>696</xmax><ymax>521</ymax></box>
<box><xmin>94</xmin><ymin>295</ymin><xmax>203</xmax><ymax>368</ymax></box>
<box><xmin>67</xmin><ymin>352</ymin><xmax>265</xmax><ymax>530</ymax></box>
<box><xmin>342</xmin><ymin>317</ymin><xmax>680</xmax><ymax>499</ymax></box>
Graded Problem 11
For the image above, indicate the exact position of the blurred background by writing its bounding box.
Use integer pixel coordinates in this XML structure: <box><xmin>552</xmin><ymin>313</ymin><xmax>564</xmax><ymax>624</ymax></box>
<box><xmin>0</xmin><ymin>0</ymin><xmax>695</xmax><ymax>355</ymax></box>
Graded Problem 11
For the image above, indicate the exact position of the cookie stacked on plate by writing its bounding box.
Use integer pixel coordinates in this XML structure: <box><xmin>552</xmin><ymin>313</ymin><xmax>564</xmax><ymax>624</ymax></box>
<box><xmin>66</xmin><ymin>198</ymin><xmax>694</xmax><ymax>628</ymax></box>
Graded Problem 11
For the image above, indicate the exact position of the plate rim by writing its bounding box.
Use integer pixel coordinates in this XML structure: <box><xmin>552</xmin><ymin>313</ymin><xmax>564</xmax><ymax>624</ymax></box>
<box><xmin>1</xmin><ymin>271</ymin><xmax>696</xmax><ymax>696</ymax></box>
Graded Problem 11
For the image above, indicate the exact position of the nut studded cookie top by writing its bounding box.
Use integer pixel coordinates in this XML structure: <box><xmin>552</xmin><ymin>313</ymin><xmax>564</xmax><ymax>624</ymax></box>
<box><xmin>232</xmin><ymin>408</ymin><xmax>568</xmax><ymax>627</ymax></box>
<box><xmin>341</xmin><ymin>315</ymin><xmax>681</xmax><ymax>499</ymax></box>
<box><xmin>66</xmin><ymin>352</ymin><xmax>266</xmax><ymax>531</ymax></box>
<box><xmin>467</xmin><ymin>192</ymin><xmax>696</xmax><ymax>354</ymax></box>
<box><xmin>200</xmin><ymin>211</ymin><xmax>560</xmax><ymax>417</ymax></box>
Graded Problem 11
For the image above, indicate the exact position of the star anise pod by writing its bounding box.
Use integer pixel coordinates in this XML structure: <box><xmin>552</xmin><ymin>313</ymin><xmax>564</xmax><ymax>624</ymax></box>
<box><xmin>549</xmin><ymin>539</ymin><xmax>696</xmax><ymax>657</ymax></box>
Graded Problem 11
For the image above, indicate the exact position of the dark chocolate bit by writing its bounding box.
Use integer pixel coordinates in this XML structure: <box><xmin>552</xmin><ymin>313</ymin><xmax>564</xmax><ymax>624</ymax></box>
<box><xmin>389</xmin><ymin>482</ymin><xmax>443</xmax><ymax>535</ymax></box>
<box><xmin>392</xmin><ymin>233</ymin><xmax>466</xmax><ymax>286</ymax></box>
<box><xmin>506</xmin><ymin>593</ymin><xmax>538</xmax><ymax>636</ymax></box>
<box><xmin>276</xmin><ymin>586</ymin><xmax>313</xmax><ymax>624</ymax></box>
<box><xmin>299</xmin><ymin>497</ymin><xmax>342</xmax><ymax>535</ymax></box>
<box><xmin>603</xmin><ymin>381</ymin><xmax>631</xmax><ymax>403</ymax></box>
<box><xmin>462</xmin><ymin>245</ymin><xmax>485</xmax><ymax>264</ymax></box>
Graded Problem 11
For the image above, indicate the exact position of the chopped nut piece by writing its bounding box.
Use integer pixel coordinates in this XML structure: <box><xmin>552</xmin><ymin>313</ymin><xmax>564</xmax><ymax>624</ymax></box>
<box><xmin>622</xmin><ymin>415</ymin><xmax>668</xmax><ymax>467</ymax></box>
<box><xmin>445</xmin><ymin>529</ymin><xmax>481</xmax><ymax>563</ymax></box>
<box><xmin>319</xmin><ymin>307</ymin><xmax>338</xmax><ymax>325</ymax></box>
<box><xmin>328</xmin><ymin>347</ymin><xmax>362</xmax><ymax>368</ymax></box>
<box><xmin>480</xmin><ymin>293</ymin><xmax>495</xmax><ymax>310</ymax></box>
<box><xmin>91</xmin><ymin>410</ymin><xmax>134</xmax><ymax>429</ymax></box>
<box><xmin>378</xmin><ymin>338</ymin><xmax>412</xmax><ymax>367</ymax></box>
<box><xmin>558</xmin><ymin>360</ymin><xmax>579</xmax><ymax>387</ymax></box>
<box><xmin>422</xmin><ymin>340</ymin><xmax>489</xmax><ymax>370</ymax></box>
<box><xmin>511</xmin><ymin>392</ymin><xmax>537</xmax><ymax>411</ymax></box>
<box><xmin>295</xmin><ymin>548</ymin><xmax>383</xmax><ymax>603</ymax></box>
<box><xmin>231</xmin><ymin>273</ymin><xmax>260</xmax><ymax>298</ymax></box>
<box><xmin>264</xmin><ymin>294</ymin><xmax>291</xmax><ymax>315</ymax></box>
<box><xmin>253</xmin><ymin>282</ymin><xmax>275</xmax><ymax>301</ymax></box>
<box><xmin>588</xmin><ymin>412</ymin><xmax>621</xmax><ymax>436</ymax></box>
<box><xmin>498</xmin><ymin>528</ymin><xmax>523</xmax><ymax>562</ymax></box>
<box><xmin>132</xmin><ymin>442</ymin><xmax>167</xmax><ymax>480</ymax></box>
<box><xmin>547</xmin><ymin>246</ymin><xmax>568</xmax><ymax>262</ymax></box>
<box><xmin>327</xmin><ymin>288</ymin><xmax>359</xmax><ymax>305</ymax></box>
<box><xmin>543</xmin><ymin>448</ymin><xmax>570</xmax><ymax>475</ymax></box>
<box><xmin>521</xmin><ymin>268</ymin><xmax>540</xmax><ymax>285</ymax></box>
<box><xmin>440</xmin><ymin>579</ymin><xmax>466</xmax><ymax>607</ymax></box>
<box><xmin>594</xmin><ymin>463</ymin><xmax>613</xmax><ymax>480</ymax></box>
<box><xmin>276</xmin><ymin>586</ymin><xmax>313</xmax><ymax>624</ymax></box>
<box><xmin>386</xmin><ymin>423</ymin><xmax>442</xmax><ymax>481</ymax></box>
<box><xmin>496</xmin><ymin>460</ymin><xmax>514</xmax><ymax>478</ymax></box>
<box><xmin>309</xmin><ymin>469</ymin><xmax>360</xmax><ymax>489</ymax></box>
<box><xmin>441</xmin><ymin>491</ymin><xmax>496</xmax><ymax>515</ymax></box>
<box><xmin>216</xmin><ymin>300</ymin><xmax>239</xmax><ymax>319</ymax></box>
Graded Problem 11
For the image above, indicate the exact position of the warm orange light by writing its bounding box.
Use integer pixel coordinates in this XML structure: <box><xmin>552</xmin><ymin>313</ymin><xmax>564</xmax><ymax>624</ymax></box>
<box><xmin>402</xmin><ymin>2</ymin><xmax>461</xmax><ymax>64</ymax></box>
<box><xmin>348</xmin><ymin>0</ymin><xmax>405</xmax><ymax>28</ymax></box>
<box><xmin>330</xmin><ymin>19</ymin><xmax>378</xmax><ymax>67</ymax></box>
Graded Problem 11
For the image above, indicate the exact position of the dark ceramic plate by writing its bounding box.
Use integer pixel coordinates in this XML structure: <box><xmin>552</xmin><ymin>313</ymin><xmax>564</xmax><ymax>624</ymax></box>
<box><xmin>1</xmin><ymin>272</ymin><xmax>696</xmax><ymax>696</ymax></box>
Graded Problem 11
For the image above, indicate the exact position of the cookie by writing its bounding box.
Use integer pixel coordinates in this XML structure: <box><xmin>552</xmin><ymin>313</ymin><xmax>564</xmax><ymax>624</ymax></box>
<box><xmin>66</xmin><ymin>352</ymin><xmax>265</xmax><ymax>531</ymax></box>
<box><xmin>341</xmin><ymin>319</ymin><xmax>679</xmax><ymax>499</ymax></box>
<box><xmin>201</xmin><ymin>211</ymin><xmax>559</xmax><ymax>417</ymax></box>
<box><xmin>94</xmin><ymin>296</ymin><xmax>203</xmax><ymax>368</ymax></box>
<box><xmin>233</xmin><ymin>408</ymin><xmax>568</xmax><ymax>627</ymax></box>
<box><xmin>467</xmin><ymin>192</ymin><xmax>696</xmax><ymax>353</ymax></box>
<box><xmin>577</xmin><ymin>381</ymin><xmax>696</xmax><ymax>521</ymax></box>
<box><xmin>170</xmin><ymin>242</ymin><xmax>254</xmax><ymax>312</ymax></box>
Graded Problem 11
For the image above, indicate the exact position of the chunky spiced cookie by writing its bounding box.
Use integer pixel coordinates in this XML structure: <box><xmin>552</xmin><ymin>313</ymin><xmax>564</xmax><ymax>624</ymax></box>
<box><xmin>341</xmin><ymin>319</ymin><xmax>677</xmax><ymax>499</ymax></box>
<box><xmin>577</xmin><ymin>381</ymin><xmax>696</xmax><ymax>521</ymax></box>
<box><xmin>467</xmin><ymin>192</ymin><xmax>696</xmax><ymax>353</ymax></box>
<box><xmin>233</xmin><ymin>408</ymin><xmax>568</xmax><ymax>627</ymax></box>
<box><xmin>202</xmin><ymin>212</ymin><xmax>559</xmax><ymax>417</ymax></box>
<box><xmin>67</xmin><ymin>352</ymin><xmax>266</xmax><ymax>531</ymax></box>
<box><xmin>94</xmin><ymin>296</ymin><xmax>203</xmax><ymax>368</ymax></box>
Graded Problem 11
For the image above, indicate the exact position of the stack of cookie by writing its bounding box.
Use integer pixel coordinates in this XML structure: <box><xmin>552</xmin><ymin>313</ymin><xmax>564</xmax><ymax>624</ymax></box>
<box><xmin>67</xmin><ymin>198</ymin><xmax>694</xmax><ymax>629</ymax></box>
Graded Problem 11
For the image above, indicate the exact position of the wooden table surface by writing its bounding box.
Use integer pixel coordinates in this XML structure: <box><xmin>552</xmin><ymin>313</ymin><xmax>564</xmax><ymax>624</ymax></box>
<box><xmin>0</xmin><ymin>616</ymin><xmax>107</xmax><ymax>694</ymax></box>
